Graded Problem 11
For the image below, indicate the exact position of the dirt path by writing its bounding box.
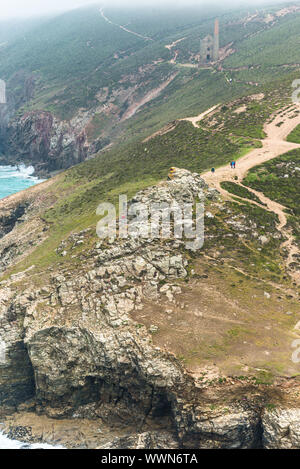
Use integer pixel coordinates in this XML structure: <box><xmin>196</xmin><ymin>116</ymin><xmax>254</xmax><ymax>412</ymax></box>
<box><xmin>180</xmin><ymin>104</ymin><xmax>220</xmax><ymax>127</ymax></box>
<box><xmin>99</xmin><ymin>8</ymin><xmax>153</xmax><ymax>42</ymax></box>
<box><xmin>165</xmin><ymin>38</ymin><xmax>186</xmax><ymax>50</ymax></box>
<box><xmin>200</xmin><ymin>105</ymin><xmax>300</xmax><ymax>284</ymax></box>
<box><xmin>165</xmin><ymin>38</ymin><xmax>186</xmax><ymax>64</ymax></box>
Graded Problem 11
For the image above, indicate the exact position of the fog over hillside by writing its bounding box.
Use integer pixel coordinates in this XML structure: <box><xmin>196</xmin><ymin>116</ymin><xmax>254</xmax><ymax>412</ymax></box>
<box><xmin>0</xmin><ymin>0</ymin><xmax>295</xmax><ymax>19</ymax></box>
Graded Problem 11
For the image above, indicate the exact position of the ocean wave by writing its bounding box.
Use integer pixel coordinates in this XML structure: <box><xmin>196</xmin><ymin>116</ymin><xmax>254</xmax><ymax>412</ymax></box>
<box><xmin>0</xmin><ymin>164</ymin><xmax>45</xmax><ymax>199</ymax></box>
<box><xmin>0</xmin><ymin>164</ymin><xmax>44</xmax><ymax>182</ymax></box>
<box><xmin>0</xmin><ymin>430</ymin><xmax>64</xmax><ymax>449</ymax></box>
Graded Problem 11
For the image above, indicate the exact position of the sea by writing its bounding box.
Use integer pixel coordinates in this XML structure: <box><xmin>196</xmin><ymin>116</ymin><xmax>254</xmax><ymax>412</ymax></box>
<box><xmin>0</xmin><ymin>164</ymin><xmax>43</xmax><ymax>199</ymax></box>
<box><xmin>0</xmin><ymin>165</ymin><xmax>63</xmax><ymax>449</ymax></box>
<box><xmin>0</xmin><ymin>429</ymin><xmax>64</xmax><ymax>449</ymax></box>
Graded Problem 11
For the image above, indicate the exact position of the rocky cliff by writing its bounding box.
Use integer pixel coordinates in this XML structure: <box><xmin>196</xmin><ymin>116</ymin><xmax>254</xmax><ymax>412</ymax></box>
<box><xmin>0</xmin><ymin>62</ymin><xmax>177</xmax><ymax>176</ymax></box>
<box><xmin>1</xmin><ymin>168</ymin><xmax>300</xmax><ymax>449</ymax></box>
<box><xmin>0</xmin><ymin>70</ymin><xmax>91</xmax><ymax>175</ymax></box>
<box><xmin>2</xmin><ymin>111</ymin><xmax>89</xmax><ymax>176</ymax></box>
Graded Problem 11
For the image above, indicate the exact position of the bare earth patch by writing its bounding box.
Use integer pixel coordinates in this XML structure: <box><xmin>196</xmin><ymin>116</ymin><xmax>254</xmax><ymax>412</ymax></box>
<box><xmin>131</xmin><ymin>259</ymin><xmax>300</xmax><ymax>379</ymax></box>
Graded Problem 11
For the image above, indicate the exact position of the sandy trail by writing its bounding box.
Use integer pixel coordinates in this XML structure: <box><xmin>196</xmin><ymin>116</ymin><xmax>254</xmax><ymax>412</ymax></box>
<box><xmin>180</xmin><ymin>104</ymin><xmax>220</xmax><ymax>128</ymax></box>
<box><xmin>165</xmin><ymin>38</ymin><xmax>186</xmax><ymax>50</ymax></box>
<box><xmin>99</xmin><ymin>8</ymin><xmax>153</xmax><ymax>42</ymax></box>
<box><xmin>202</xmin><ymin>107</ymin><xmax>300</xmax><ymax>186</ymax></box>
<box><xmin>200</xmin><ymin>105</ymin><xmax>300</xmax><ymax>284</ymax></box>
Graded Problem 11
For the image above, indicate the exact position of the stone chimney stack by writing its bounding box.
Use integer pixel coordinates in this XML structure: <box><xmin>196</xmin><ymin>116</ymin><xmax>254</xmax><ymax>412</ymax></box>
<box><xmin>213</xmin><ymin>18</ymin><xmax>219</xmax><ymax>62</ymax></box>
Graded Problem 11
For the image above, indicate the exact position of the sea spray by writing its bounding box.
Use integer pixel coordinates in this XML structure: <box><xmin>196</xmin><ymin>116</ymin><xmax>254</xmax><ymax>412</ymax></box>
<box><xmin>0</xmin><ymin>164</ymin><xmax>45</xmax><ymax>199</ymax></box>
<box><xmin>0</xmin><ymin>430</ymin><xmax>64</xmax><ymax>449</ymax></box>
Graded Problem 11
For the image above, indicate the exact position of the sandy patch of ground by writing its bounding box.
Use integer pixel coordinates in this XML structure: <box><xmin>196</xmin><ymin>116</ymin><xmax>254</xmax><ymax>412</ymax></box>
<box><xmin>234</xmin><ymin>105</ymin><xmax>247</xmax><ymax>114</ymax></box>
<box><xmin>131</xmin><ymin>261</ymin><xmax>300</xmax><ymax>377</ymax></box>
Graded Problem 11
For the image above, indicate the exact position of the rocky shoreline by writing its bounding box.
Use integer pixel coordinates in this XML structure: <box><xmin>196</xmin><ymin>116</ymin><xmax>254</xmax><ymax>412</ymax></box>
<box><xmin>3</xmin><ymin>387</ymin><xmax>300</xmax><ymax>449</ymax></box>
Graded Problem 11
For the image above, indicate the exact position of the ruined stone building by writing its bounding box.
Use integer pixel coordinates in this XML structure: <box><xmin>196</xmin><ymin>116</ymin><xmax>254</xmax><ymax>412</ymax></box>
<box><xmin>200</xmin><ymin>19</ymin><xmax>219</xmax><ymax>64</ymax></box>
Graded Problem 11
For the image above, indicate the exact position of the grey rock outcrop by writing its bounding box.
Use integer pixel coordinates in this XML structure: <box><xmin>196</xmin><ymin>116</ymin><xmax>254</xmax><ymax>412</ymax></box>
<box><xmin>2</xmin><ymin>111</ymin><xmax>88</xmax><ymax>175</ymax></box>
<box><xmin>1</xmin><ymin>169</ymin><xmax>209</xmax><ymax>426</ymax></box>
<box><xmin>98</xmin><ymin>431</ymin><xmax>179</xmax><ymax>449</ymax></box>
<box><xmin>262</xmin><ymin>408</ymin><xmax>300</xmax><ymax>449</ymax></box>
<box><xmin>177</xmin><ymin>406</ymin><xmax>262</xmax><ymax>449</ymax></box>
<box><xmin>0</xmin><ymin>286</ymin><xmax>35</xmax><ymax>411</ymax></box>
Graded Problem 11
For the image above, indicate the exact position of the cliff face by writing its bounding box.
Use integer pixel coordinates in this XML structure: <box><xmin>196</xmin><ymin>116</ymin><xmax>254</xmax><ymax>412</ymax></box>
<box><xmin>1</xmin><ymin>168</ymin><xmax>300</xmax><ymax>449</ymax></box>
<box><xmin>0</xmin><ymin>59</ymin><xmax>178</xmax><ymax>175</ymax></box>
<box><xmin>0</xmin><ymin>70</ymin><xmax>91</xmax><ymax>175</ymax></box>
<box><xmin>0</xmin><ymin>286</ymin><xmax>35</xmax><ymax>410</ymax></box>
<box><xmin>2</xmin><ymin>111</ymin><xmax>88</xmax><ymax>175</ymax></box>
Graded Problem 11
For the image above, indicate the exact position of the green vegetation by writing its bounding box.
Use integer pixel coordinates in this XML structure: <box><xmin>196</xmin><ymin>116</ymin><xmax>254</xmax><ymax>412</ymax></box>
<box><xmin>287</xmin><ymin>123</ymin><xmax>300</xmax><ymax>143</ymax></box>
<box><xmin>0</xmin><ymin>6</ymin><xmax>172</xmax><ymax>119</ymax></box>
<box><xmin>244</xmin><ymin>149</ymin><xmax>300</xmax><ymax>247</ymax></box>
<box><xmin>220</xmin><ymin>181</ymin><xmax>263</xmax><ymax>204</ymax></box>
<box><xmin>244</xmin><ymin>149</ymin><xmax>300</xmax><ymax>216</ymax></box>
<box><xmin>224</xmin><ymin>13</ymin><xmax>300</xmax><ymax>68</ymax></box>
<box><xmin>203</xmin><ymin>198</ymin><xmax>283</xmax><ymax>282</ymax></box>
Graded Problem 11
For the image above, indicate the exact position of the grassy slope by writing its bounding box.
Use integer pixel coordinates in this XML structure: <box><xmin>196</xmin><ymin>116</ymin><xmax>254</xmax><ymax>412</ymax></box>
<box><xmin>244</xmin><ymin>148</ymin><xmax>300</xmax><ymax>246</ymax></box>
<box><xmin>220</xmin><ymin>181</ymin><xmax>263</xmax><ymax>204</ymax></box>
<box><xmin>287</xmin><ymin>123</ymin><xmax>300</xmax><ymax>143</ymax></box>
<box><xmin>225</xmin><ymin>13</ymin><xmax>300</xmax><ymax>68</ymax></box>
<box><xmin>0</xmin><ymin>7</ymin><xmax>167</xmax><ymax>119</ymax></box>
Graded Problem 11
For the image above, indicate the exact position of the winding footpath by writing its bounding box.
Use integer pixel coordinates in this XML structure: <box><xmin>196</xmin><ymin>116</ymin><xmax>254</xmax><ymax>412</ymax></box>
<box><xmin>99</xmin><ymin>8</ymin><xmax>153</xmax><ymax>42</ymax></box>
<box><xmin>199</xmin><ymin>105</ymin><xmax>300</xmax><ymax>285</ymax></box>
<box><xmin>180</xmin><ymin>104</ymin><xmax>220</xmax><ymax>127</ymax></box>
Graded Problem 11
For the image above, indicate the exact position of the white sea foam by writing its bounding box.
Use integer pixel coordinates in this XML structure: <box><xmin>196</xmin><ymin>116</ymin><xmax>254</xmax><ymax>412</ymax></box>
<box><xmin>0</xmin><ymin>430</ymin><xmax>64</xmax><ymax>449</ymax></box>
<box><xmin>0</xmin><ymin>164</ymin><xmax>45</xmax><ymax>199</ymax></box>
<box><xmin>0</xmin><ymin>164</ymin><xmax>42</xmax><ymax>181</ymax></box>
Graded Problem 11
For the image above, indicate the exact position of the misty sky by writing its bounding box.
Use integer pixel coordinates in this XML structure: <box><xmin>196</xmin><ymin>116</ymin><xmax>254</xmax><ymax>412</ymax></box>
<box><xmin>0</xmin><ymin>0</ymin><xmax>293</xmax><ymax>19</ymax></box>
<box><xmin>0</xmin><ymin>0</ymin><xmax>94</xmax><ymax>18</ymax></box>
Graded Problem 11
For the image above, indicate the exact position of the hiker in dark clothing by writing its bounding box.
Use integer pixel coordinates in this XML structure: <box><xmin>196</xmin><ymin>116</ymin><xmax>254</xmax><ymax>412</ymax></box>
<box><xmin>211</xmin><ymin>167</ymin><xmax>215</xmax><ymax>174</ymax></box>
